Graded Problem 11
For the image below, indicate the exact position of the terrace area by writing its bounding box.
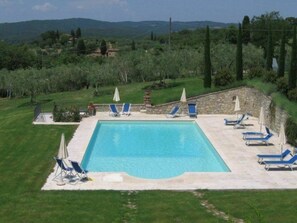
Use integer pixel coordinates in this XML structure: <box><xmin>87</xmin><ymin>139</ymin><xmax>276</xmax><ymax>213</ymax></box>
<box><xmin>42</xmin><ymin>112</ymin><xmax>297</xmax><ymax>190</ymax></box>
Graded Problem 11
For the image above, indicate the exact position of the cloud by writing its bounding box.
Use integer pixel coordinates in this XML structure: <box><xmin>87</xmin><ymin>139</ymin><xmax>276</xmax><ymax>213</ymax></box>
<box><xmin>32</xmin><ymin>2</ymin><xmax>56</xmax><ymax>12</ymax></box>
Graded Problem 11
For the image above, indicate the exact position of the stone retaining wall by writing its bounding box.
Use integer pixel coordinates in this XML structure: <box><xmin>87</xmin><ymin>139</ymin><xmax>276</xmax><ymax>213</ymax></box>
<box><xmin>94</xmin><ymin>104</ymin><xmax>146</xmax><ymax>113</ymax></box>
<box><xmin>95</xmin><ymin>87</ymin><xmax>288</xmax><ymax>133</ymax></box>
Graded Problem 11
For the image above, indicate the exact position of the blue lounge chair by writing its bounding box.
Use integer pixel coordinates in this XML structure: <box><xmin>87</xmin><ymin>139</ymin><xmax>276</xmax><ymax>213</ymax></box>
<box><xmin>264</xmin><ymin>155</ymin><xmax>297</xmax><ymax>171</ymax></box>
<box><xmin>188</xmin><ymin>103</ymin><xmax>197</xmax><ymax>118</ymax></box>
<box><xmin>257</xmin><ymin>149</ymin><xmax>292</xmax><ymax>163</ymax></box>
<box><xmin>244</xmin><ymin>133</ymin><xmax>273</xmax><ymax>146</ymax></box>
<box><xmin>109</xmin><ymin>104</ymin><xmax>120</xmax><ymax>116</ymax></box>
<box><xmin>69</xmin><ymin>160</ymin><xmax>88</xmax><ymax>181</ymax></box>
<box><xmin>224</xmin><ymin>113</ymin><xmax>246</xmax><ymax>126</ymax></box>
<box><xmin>121</xmin><ymin>103</ymin><xmax>131</xmax><ymax>116</ymax></box>
<box><xmin>54</xmin><ymin>157</ymin><xmax>73</xmax><ymax>180</ymax></box>
<box><xmin>242</xmin><ymin>127</ymin><xmax>270</xmax><ymax>139</ymax></box>
<box><xmin>167</xmin><ymin>105</ymin><xmax>179</xmax><ymax>118</ymax></box>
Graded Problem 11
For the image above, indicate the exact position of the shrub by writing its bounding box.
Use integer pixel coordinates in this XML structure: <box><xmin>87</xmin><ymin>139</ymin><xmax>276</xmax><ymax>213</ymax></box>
<box><xmin>262</xmin><ymin>70</ymin><xmax>277</xmax><ymax>83</ymax></box>
<box><xmin>276</xmin><ymin>77</ymin><xmax>289</xmax><ymax>95</ymax></box>
<box><xmin>53</xmin><ymin>103</ymin><xmax>62</xmax><ymax>122</ymax></box>
<box><xmin>93</xmin><ymin>89</ymin><xmax>99</xmax><ymax>97</ymax></box>
<box><xmin>71</xmin><ymin>106</ymin><xmax>81</xmax><ymax>122</ymax></box>
<box><xmin>287</xmin><ymin>88</ymin><xmax>297</xmax><ymax>102</ymax></box>
<box><xmin>213</xmin><ymin>68</ymin><xmax>234</xmax><ymax>87</ymax></box>
<box><xmin>53</xmin><ymin>104</ymin><xmax>81</xmax><ymax>122</ymax></box>
<box><xmin>285</xmin><ymin>117</ymin><xmax>297</xmax><ymax>147</ymax></box>
<box><xmin>247</xmin><ymin>67</ymin><xmax>264</xmax><ymax>79</ymax></box>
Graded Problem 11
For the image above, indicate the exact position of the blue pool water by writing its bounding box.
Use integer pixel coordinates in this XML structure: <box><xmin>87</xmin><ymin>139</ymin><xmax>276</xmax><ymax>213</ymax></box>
<box><xmin>82</xmin><ymin>121</ymin><xmax>229</xmax><ymax>179</ymax></box>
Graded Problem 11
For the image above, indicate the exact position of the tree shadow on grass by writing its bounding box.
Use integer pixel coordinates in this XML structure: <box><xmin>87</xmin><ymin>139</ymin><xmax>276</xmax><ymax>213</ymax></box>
<box><xmin>17</xmin><ymin>99</ymin><xmax>53</xmax><ymax>108</ymax></box>
<box><xmin>143</xmin><ymin>81</ymin><xmax>183</xmax><ymax>91</ymax></box>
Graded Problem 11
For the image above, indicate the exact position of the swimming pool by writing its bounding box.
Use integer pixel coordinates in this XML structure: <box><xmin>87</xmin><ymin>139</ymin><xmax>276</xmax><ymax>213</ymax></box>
<box><xmin>82</xmin><ymin>121</ymin><xmax>229</xmax><ymax>179</ymax></box>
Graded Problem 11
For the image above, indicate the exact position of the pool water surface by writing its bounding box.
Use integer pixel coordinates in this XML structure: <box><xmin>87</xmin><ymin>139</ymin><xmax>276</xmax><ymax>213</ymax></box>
<box><xmin>82</xmin><ymin>121</ymin><xmax>229</xmax><ymax>179</ymax></box>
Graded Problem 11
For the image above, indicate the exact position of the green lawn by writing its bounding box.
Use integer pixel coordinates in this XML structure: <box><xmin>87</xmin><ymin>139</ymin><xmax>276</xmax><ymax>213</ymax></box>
<box><xmin>37</xmin><ymin>77</ymin><xmax>207</xmax><ymax>111</ymax></box>
<box><xmin>1</xmin><ymin>78</ymin><xmax>297</xmax><ymax>222</ymax></box>
<box><xmin>247</xmin><ymin>79</ymin><xmax>297</xmax><ymax>122</ymax></box>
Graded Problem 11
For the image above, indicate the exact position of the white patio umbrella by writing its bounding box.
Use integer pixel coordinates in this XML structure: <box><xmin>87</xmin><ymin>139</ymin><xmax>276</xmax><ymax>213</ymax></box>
<box><xmin>258</xmin><ymin>106</ymin><xmax>265</xmax><ymax>132</ymax></box>
<box><xmin>234</xmin><ymin>96</ymin><xmax>240</xmax><ymax>118</ymax></box>
<box><xmin>180</xmin><ymin>88</ymin><xmax>187</xmax><ymax>103</ymax></box>
<box><xmin>113</xmin><ymin>87</ymin><xmax>120</xmax><ymax>102</ymax></box>
<box><xmin>57</xmin><ymin>133</ymin><xmax>68</xmax><ymax>185</ymax></box>
<box><xmin>179</xmin><ymin>88</ymin><xmax>187</xmax><ymax>116</ymax></box>
<box><xmin>57</xmin><ymin>133</ymin><xmax>68</xmax><ymax>159</ymax></box>
<box><xmin>279</xmin><ymin>123</ymin><xmax>286</xmax><ymax>158</ymax></box>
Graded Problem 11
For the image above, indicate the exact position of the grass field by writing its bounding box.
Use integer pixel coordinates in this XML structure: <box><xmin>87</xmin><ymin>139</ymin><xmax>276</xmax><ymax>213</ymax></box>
<box><xmin>36</xmin><ymin>77</ymin><xmax>208</xmax><ymax>111</ymax></box>
<box><xmin>247</xmin><ymin>79</ymin><xmax>297</xmax><ymax>122</ymax></box>
<box><xmin>1</xmin><ymin>77</ymin><xmax>297</xmax><ymax>222</ymax></box>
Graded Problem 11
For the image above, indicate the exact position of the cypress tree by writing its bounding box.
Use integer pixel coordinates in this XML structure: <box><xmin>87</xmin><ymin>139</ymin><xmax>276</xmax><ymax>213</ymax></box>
<box><xmin>76</xmin><ymin>27</ymin><xmax>82</xmax><ymax>38</ymax></box>
<box><xmin>278</xmin><ymin>27</ymin><xmax>286</xmax><ymax>78</ymax></box>
<box><xmin>242</xmin><ymin>16</ymin><xmax>250</xmax><ymax>44</ymax></box>
<box><xmin>204</xmin><ymin>26</ymin><xmax>212</xmax><ymax>88</ymax></box>
<box><xmin>266</xmin><ymin>26</ymin><xmax>274</xmax><ymax>71</ymax></box>
<box><xmin>236</xmin><ymin>23</ymin><xmax>243</xmax><ymax>81</ymax></box>
<box><xmin>100</xmin><ymin>39</ymin><xmax>107</xmax><ymax>55</ymax></box>
<box><xmin>150</xmin><ymin>31</ymin><xmax>154</xmax><ymax>41</ymax></box>
<box><xmin>56</xmin><ymin>30</ymin><xmax>60</xmax><ymax>40</ymax></box>
<box><xmin>77</xmin><ymin>39</ymin><xmax>86</xmax><ymax>55</ymax></box>
<box><xmin>288</xmin><ymin>26</ymin><xmax>297</xmax><ymax>90</ymax></box>
<box><xmin>70</xmin><ymin>29</ymin><xmax>75</xmax><ymax>46</ymax></box>
<box><xmin>131</xmin><ymin>40</ymin><xmax>136</xmax><ymax>50</ymax></box>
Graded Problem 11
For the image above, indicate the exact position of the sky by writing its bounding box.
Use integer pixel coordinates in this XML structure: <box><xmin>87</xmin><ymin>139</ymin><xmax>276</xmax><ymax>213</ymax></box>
<box><xmin>0</xmin><ymin>0</ymin><xmax>296</xmax><ymax>23</ymax></box>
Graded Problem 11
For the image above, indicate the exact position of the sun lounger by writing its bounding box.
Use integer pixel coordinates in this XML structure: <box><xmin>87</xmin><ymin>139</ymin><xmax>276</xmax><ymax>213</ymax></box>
<box><xmin>264</xmin><ymin>155</ymin><xmax>297</xmax><ymax>170</ymax></box>
<box><xmin>53</xmin><ymin>157</ymin><xmax>73</xmax><ymax>180</ymax></box>
<box><xmin>167</xmin><ymin>105</ymin><xmax>179</xmax><ymax>118</ymax></box>
<box><xmin>243</xmin><ymin>127</ymin><xmax>270</xmax><ymax>139</ymax></box>
<box><xmin>244</xmin><ymin>133</ymin><xmax>273</xmax><ymax>146</ymax></box>
<box><xmin>224</xmin><ymin>113</ymin><xmax>247</xmax><ymax>126</ymax></box>
<box><xmin>109</xmin><ymin>104</ymin><xmax>120</xmax><ymax>117</ymax></box>
<box><xmin>188</xmin><ymin>103</ymin><xmax>197</xmax><ymax>118</ymax></box>
<box><xmin>257</xmin><ymin>149</ymin><xmax>292</xmax><ymax>163</ymax></box>
<box><xmin>121</xmin><ymin>103</ymin><xmax>131</xmax><ymax>116</ymax></box>
<box><xmin>69</xmin><ymin>160</ymin><xmax>88</xmax><ymax>181</ymax></box>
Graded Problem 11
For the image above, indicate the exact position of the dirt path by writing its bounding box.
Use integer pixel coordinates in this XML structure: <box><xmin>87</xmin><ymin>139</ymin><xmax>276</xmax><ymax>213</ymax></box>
<box><xmin>192</xmin><ymin>191</ymin><xmax>245</xmax><ymax>223</ymax></box>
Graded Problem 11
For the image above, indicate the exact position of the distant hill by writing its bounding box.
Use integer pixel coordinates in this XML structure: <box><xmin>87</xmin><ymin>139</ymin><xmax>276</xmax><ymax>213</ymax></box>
<box><xmin>0</xmin><ymin>18</ymin><xmax>233</xmax><ymax>43</ymax></box>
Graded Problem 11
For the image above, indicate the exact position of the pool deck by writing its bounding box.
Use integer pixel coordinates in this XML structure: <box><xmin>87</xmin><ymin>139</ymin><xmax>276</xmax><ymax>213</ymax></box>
<box><xmin>42</xmin><ymin>112</ymin><xmax>297</xmax><ymax>190</ymax></box>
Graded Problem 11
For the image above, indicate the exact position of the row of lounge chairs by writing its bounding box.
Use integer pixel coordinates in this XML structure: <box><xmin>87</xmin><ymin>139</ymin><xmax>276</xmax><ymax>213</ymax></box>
<box><xmin>243</xmin><ymin>127</ymin><xmax>274</xmax><ymax>146</ymax></box>
<box><xmin>109</xmin><ymin>103</ymin><xmax>198</xmax><ymax>118</ymax></box>
<box><xmin>109</xmin><ymin>103</ymin><xmax>131</xmax><ymax>117</ymax></box>
<box><xmin>167</xmin><ymin>103</ymin><xmax>197</xmax><ymax>118</ymax></box>
<box><xmin>224</xmin><ymin>114</ymin><xmax>296</xmax><ymax>170</ymax></box>
<box><xmin>54</xmin><ymin>157</ymin><xmax>88</xmax><ymax>183</ymax></box>
<box><xmin>225</xmin><ymin>114</ymin><xmax>274</xmax><ymax>146</ymax></box>
<box><xmin>233</xmin><ymin>118</ymin><xmax>297</xmax><ymax>170</ymax></box>
<box><xmin>241</xmin><ymin>125</ymin><xmax>296</xmax><ymax>170</ymax></box>
<box><xmin>257</xmin><ymin>149</ymin><xmax>297</xmax><ymax>170</ymax></box>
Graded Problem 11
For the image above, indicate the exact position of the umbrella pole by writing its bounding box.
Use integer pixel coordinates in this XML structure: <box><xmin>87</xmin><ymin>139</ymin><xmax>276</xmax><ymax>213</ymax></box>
<box><xmin>57</xmin><ymin>166</ymin><xmax>65</xmax><ymax>186</ymax></box>
<box><xmin>181</xmin><ymin>102</ymin><xmax>185</xmax><ymax>116</ymax></box>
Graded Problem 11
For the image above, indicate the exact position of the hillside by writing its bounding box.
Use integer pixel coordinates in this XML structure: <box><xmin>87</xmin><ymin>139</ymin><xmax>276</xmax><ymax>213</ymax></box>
<box><xmin>0</xmin><ymin>18</ymin><xmax>232</xmax><ymax>43</ymax></box>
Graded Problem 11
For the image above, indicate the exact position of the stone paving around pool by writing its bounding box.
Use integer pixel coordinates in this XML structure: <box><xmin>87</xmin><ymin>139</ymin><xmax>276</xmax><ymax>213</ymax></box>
<box><xmin>42</xmin><ymin>112</ymin><xmax>297</xmax><ymax>190</ymax></box>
